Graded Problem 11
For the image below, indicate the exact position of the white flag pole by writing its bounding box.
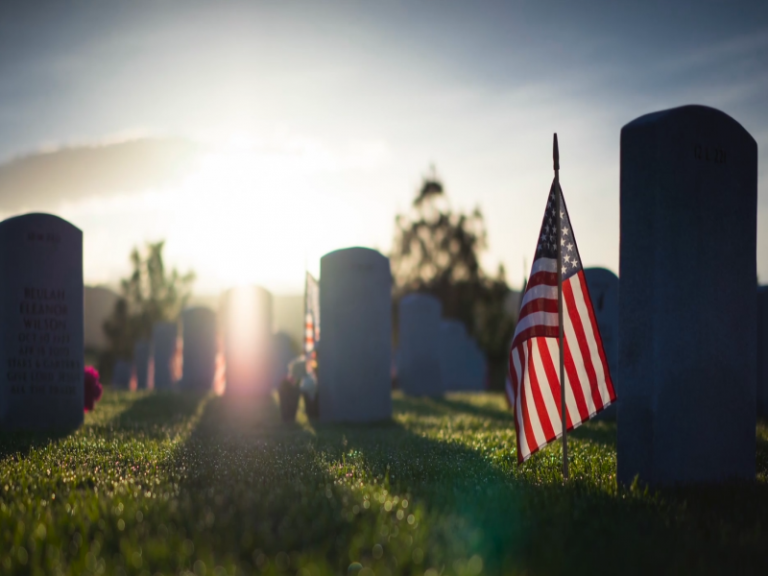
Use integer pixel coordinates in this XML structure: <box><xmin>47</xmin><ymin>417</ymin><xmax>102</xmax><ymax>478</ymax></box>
<box><xmin>554</xmin><ymin>133</ymin><xmax>569</xmax><ymax>481</ymax></box>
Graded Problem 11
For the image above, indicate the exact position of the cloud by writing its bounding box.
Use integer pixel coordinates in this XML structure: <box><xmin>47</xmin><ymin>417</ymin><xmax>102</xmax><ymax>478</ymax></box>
<box><xmin>0</xmin><ymin>137</ymin><xmax>200</xmax><ymax>211</ymax></box>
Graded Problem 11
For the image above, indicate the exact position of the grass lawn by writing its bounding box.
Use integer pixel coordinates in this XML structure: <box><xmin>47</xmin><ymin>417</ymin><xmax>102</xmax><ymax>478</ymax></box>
<box><xmin>0</xmin><ymin>390</ymin><xmax>767</xmax><ymax>576</ymax></box>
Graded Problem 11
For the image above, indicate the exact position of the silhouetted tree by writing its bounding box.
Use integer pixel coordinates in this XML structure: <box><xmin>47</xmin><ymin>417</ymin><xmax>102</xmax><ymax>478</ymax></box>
<box><xmin>100</xmin><ymin>241</ymin><xmax>195</xmax><ymax>381</ymax></box>
<box><xmin>391</xmin><ymin>167</ymin><xmax>515</xmax><ymax>389</ymax></box>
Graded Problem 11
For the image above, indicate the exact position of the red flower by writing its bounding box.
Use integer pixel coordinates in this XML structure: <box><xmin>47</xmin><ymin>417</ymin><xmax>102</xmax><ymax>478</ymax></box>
<box><xmin>84</xmin><ymin>366</ymin><xmax>103</xmax><ymax>412</ymax></box>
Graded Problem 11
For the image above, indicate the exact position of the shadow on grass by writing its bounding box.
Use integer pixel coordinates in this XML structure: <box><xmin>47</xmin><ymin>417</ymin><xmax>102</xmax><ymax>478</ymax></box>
<box><xmin>108</xmin><ymin>390</ymin><xmax>206</xmax><ymax>430</ymax></box>
<box><xmin>122</xmin><ymin>392</ymin><xmax>768</xmax><ymax>576</ymax></box>
<box><xmin>569</xmin><ymin>419</ymin><xmax>617</xmax><ymax>448</ymax></box>
<box><xmin>392</xmin><ymin>393</ymin><xmax>515</xmax><ymax>423</ymax></box>
<box><xmin>0</xmin><ymin>428</ymin><xmax>73</xmax><ymax>463</ymax></box>
<box><xmin>428</xmin><ymin>395</ymin><xmax>515</xmax><ymax>424</ymax></box>
<box><xmin>160</xmin><ymin>394</ymin><xmax>531</xmax><ymax>574</ymax></box>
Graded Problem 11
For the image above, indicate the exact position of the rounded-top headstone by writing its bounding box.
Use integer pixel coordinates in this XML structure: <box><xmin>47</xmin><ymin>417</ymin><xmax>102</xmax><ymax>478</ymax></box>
<box><xmin>134</xmin><ymin>339</ymin><xmax>150</xmax><ymax>390</ymax></box>
<box><xmin>0</xmin><ymin>214</ymin><xmax>84</xmax><ymax>431</ymax></box>
<box><xmin>181</xmin><ymin>306</ymin><xmax>217</xmax><ymax>392</ymax></box>
<box><xmin>439</xmin><ymin>320</ymin><xmax>468</xmax><ymax>392</ymax></box>
<box><xmin>152</xmin><ymin>321</ymin><xmax>178</xmax><ymax>390</ymax></box>
<box><xmin>319</xmin><ymin>247</ymin><xmax>392</xmax><ymax>422</ymax></box>
<box><xmin>398</xmin><ymin>293</ymin><xmax>443</xmax><ymax>397</ymax></box>
<box><xmin>584</xmin><ymin>267</ymin><xmax>619</xmax><ymax>420</ymax></box>
<box><xmin>618</xmin><ymin>105</ymin><xmax>757</xmax><ymax>486</ymax></box>
<box><xmin>220</xmin><ymin>286</ymin><xmax>273</xmax><ymax>398</ymax></box>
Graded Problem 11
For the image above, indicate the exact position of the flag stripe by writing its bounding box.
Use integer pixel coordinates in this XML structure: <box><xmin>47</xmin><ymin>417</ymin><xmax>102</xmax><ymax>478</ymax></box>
<box><xmin>575</xmin><ymin>272</ymin><xmax>617</xmax><ymax>404</ymax></box>
<box><xmin>569</xmin><ymin>273</ymin><xmax>613</xmax><ymax>407</ymax></box>
<box><xmin>563</xmin><ymin>337</ymin><xmax>591</xmax><ymax>422</ymax></box>
<box><xmin>515</xmin><ymin>310</ymin><xmax>559</xmax><ymax>334</ymax></box>
<box><xmin>519</xmin><ymin>297</ymin><xmax>559</xmax><ymax>318</ymax></box>
<box><xmin>539</xmin><ymin>337</ymin><xmax>573</xmax><ymax>430</ymax></box>
<box><xmin>563</xmin><ymin>278</ymin><xmax>604</xmax><ymax>414</ymax></box>
<box><xmin>532</xmin><ymin>338</ymin><xmax>565</xmax><ymax>434</ymax></box>
<box><xmin>528</xmin><ymin>340</ymin><xmax>556</xmax><ymax>442</ymax></box>
<box><xmin>548</xmin><ymin>337</ymin><xmax>581</xmax><ymax>429</ymax></box>
<box><xmin>512</xmin><ymin>347</ymin><xmax>528</xmax><ymax>459</ymax></box>
<box><xmin>518</xmin><ymin>345</ymin><xmax>538</xmax><ymax>458</ymax></box>
<box><xmin>525</xmin><ymin>271</ymin><xmax>559</xmax><ymax>290</ymax></box>
<box><xmin>511</xmin><ymin>324</ymin><xmax>559</xmax><ymax>350</ymax></box>
<box><xmin>520</xmin><ymin>283</ymin><xmax>558</xmax><ymax>310</ymax></box>
<box><xmin>562</xmin><ymin>311</ymin><xmax>597</xmax><ymax>416</ymax></box>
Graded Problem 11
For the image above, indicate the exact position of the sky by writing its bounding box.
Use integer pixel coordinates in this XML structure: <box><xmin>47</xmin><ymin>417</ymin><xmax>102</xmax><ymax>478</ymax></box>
<box><xmin>0</xmin><ymin>0</ymin><xmax>766</xmax><ymax>295</ymax></box>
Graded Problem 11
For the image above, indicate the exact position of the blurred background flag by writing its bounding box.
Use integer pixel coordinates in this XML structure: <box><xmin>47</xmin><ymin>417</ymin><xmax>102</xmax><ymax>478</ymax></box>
<box><xmin>508</xmin><ymin>138</ymin><xmax>616</xmax><ymax>465</ymax></box>
<box><xmin>304</xmin><ymin>272</ymin><xmax>320</xmax><ymax>356</ymax></box>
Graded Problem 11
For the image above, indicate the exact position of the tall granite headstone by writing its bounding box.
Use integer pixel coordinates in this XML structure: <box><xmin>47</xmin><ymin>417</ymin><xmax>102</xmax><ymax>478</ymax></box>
<box><xmin>113</xmin><ymin>360</ymin><xmax>132</xmax><ymax>389</ymax></box>
<box><xmin>134</xmin><ymin>340</ymin><xmax>150</xmax><ymax>391</ymax></box>
<box><xmin>758</xmin><ymin>286</ymin><xmax>768</xmax><ymax>417</ymax></box>
<box><xmin>181</xmin><ymin>306</ymin><xmax>217</xmax><ymax>392</ymax></box>
<box><xmin>618</xmin><ymin>105</ymin><xmax>757</xmax><ymax>486</ymax></box>
<box><xmin>0</xmin><ymin>214</ymin><xmax>84</xmax><ymax>431</ymax></box>
<box><xmin>152</xmin><ymin>321</ymin><xmax>177</xmax><ymax>390</ymax></box>
<box><xmin>584</xmin><ymin>267</ymin><xmax>620</xmax><ymax>420</ymax></box>
<box><xmin>221</xmin><ymin>286</ymin><xmax>273</xmax><ymax>398</ymax></box>
<box><xmin>439</xmin><ymin>320</ymin><xmax>469</xmax><ymax>392</ymax></box>
<box><xmin>398</xmin><ymin>293</ymin><xmax>443</xmax><ymax>396</ymax></box>
<box><xmin>319</xmin><ymin>247</ymin><xmax>392</xmax><ymax>422</ymax></box>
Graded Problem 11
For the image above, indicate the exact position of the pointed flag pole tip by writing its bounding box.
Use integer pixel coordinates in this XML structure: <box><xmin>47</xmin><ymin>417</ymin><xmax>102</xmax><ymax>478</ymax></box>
<box><xmin>553</xmin><ymin>133</ymin><xmax>560</xmax><ymax>172</ymax></box>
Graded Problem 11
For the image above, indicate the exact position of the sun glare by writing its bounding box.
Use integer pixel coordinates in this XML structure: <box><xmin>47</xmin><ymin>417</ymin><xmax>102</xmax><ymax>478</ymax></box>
<box><xmin>163</xmin><ymin>137</ymin><xmax>374</xmax><ymax>293</ymax></box>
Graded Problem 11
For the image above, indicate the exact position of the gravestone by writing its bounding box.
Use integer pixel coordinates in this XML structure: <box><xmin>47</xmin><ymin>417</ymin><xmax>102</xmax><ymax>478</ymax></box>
<box><xmin>271</xmin><ymin>331</ymin><xmax>296</xmax><ymax>388</ymax></box>
<box><xmin>398</xmin><ymin>293</ymin><xmax>443</xmax><ymax>396</ymax></box>
<box><xmin>133</xmin><ymin>340</ymin><xmax>150</xmax><ymax>391</ymax></box>
<box><xmin>618</xmin><ymin>105</ymin><xmax>757</xmax><ymax>486</ymax></box>
<box><xmin>758</xmin><ymin>287</ymin><xmax>768</xmax><ymax>417</ymax></box>
<box><xmin>152</xmin><ymin>321</ymin><xmax>177</xmax><ymax>390</ymax></box>
<box><xmin>439</xmin><ymin>320</ymin><xmax>469</xmax><ymax>392</ymax></box>
<box><xmin>181</xmin><ymin>306</ymin><xmax>217</xmax><ymax>392</ymax></box>
<box><xmin>0</xmin><ymin>214</ymin><xmax>84</xmax><ymax>431</ymax></box>
<box><xmin>584</xmin><ymin>267</ymin><xmax>620</xmax><ymax>419</ymax></box>
<box><xmin>220</xmin><ymin>286</ymin><xmax>273</xmax><ymax>398</ymax></box>
<box><xmin>465</xmin><ymin>338</ymin><xmax>486</xmax><ymax>391</ymax></box>
<box><xmin>112</xmin><ymin>360</ymin><xmax>132</xmax><ymax>389</ymax></box>
<box><xmin>319</xmin><ymin>247</ymin><xmax>392</xmax><ymax>422</ymax></box>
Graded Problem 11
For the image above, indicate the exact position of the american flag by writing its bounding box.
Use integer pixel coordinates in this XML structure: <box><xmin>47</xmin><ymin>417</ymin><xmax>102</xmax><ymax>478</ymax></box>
<box><xmin>304</xmin><ymin>272</ymin><xmax>320</xmax><ymax>356</ymax></box>
<box><xmin>507</xmin><ymin>180</ymin><xmax>616</xmax><ymax>462</ymax></box>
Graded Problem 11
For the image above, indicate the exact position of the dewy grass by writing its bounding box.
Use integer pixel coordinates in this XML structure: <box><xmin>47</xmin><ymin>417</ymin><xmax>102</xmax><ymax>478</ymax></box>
<box><xmin>0</xmin><ymin>390</ymin><xmax>767</xmax><ymax>576</ymax></box>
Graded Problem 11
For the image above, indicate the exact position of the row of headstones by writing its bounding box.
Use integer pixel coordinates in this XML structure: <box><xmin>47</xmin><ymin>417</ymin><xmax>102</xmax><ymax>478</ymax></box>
<box><xmin>110</xmin><ymin>247</ymin><xmax>394</xmax><ymax>425</ymax></box>
<box><xmin>396</xmin><ymin>293</ymin><xmax>487</xmax><ymax>396</ymax></box>
<box><xmin>113</xmin><ymin>302</ymin><xmax>298</xmax><ymax>395</ymax></box>
<box><xmin>112</xmin><ymin>308</ymin><xmax>219</xmax><ymax>392</ymax></box>
<box><xmin>0</xmin><ymin>105</ymin><xmax>764</xmax><ymax>493</ymax></box>
<box><xmin>112</xmin><ymin>246</ymin><xmax>393</xmax><ymax>428</ymax></box>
